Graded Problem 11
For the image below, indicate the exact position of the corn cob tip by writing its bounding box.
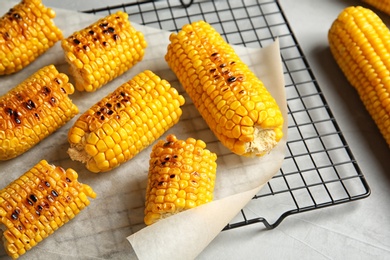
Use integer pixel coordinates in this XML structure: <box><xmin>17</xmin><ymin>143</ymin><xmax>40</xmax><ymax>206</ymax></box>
<box><xmin>144</xmin><ymin>134</ymin><xmax>217</xmax><ymax>225</ymax></box>
<box><xmin>0</xmin><ymin>0</ymin><xmax>63</xmax><ymax>75</ymax></box>
<box><xmin>0</xmin><ymin>160</ymin><xmax>96</xmax><ymax>259</ymax></box>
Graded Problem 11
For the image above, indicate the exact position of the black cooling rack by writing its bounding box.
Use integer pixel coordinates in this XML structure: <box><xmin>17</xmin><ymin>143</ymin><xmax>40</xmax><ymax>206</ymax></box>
<box><xmin>84</xmin><ymin>0</ymin><xmax>370</xmax><ymax>230</ymax></box>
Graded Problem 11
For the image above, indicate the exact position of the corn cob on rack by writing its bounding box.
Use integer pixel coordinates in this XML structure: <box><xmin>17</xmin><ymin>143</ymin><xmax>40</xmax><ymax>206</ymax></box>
<box><xmin>61</xmin><ymin>11</ymin><xmax>147</xmax><ymax>92</ymax></box>
<box><xmin>165</xmin><ymin>21</ymin><xmax>284</xmax><ymax>157</ymax></box>
<box><xmin>67</xmin><ymin>70</ymin><xmax>185</xmax><ymax>173</ymax></box>
<box><xmin>144</xmin><ymin>134</ymin><xmax>217</xmax><ymax>225</ymax></box>
<box><xmin>328</xmin><ymin>6</ymin><xmax>390</xmax><ymax>146</ymax></box>
<box><xmin>0</xmin><ymin>65</ymin><xmax>78</xmax><ymax>160</ymax></box>
<box><xmin>0</xmin><ymin>0</ymin><xmax>63</xmax><ymax>75</ymax></box>
<box><xmin>0</xmin><ymin>160</ymin><xmax>96</xmax><ymax>259</ymax></box>
<box><xmin>363</xmin><ymin>0</ymin><xmax>390</xmax><ymax>15</ymax></box>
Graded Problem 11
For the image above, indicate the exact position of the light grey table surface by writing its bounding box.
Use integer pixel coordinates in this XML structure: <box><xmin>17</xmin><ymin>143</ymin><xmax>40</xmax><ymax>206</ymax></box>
<box><xmin>16</xmin><ymin>0</ymin><xmax>390</xmax><ymax>259</ymax></box>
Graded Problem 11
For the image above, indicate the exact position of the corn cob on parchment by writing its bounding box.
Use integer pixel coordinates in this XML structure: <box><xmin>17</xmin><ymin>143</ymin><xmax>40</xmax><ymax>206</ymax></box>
<box><xmin>363</xmin><ymin>0</ymin><xmax>390</xmax><ymax>15</ymax></box>
<box><xmin>144</xmin><ymin>134</ymin><xmax>217</xmax><ymax>225</ymax></box>
<box><xmin>0</xmin><ymin>160</ymin><xmax>96</xmax><ymax>259</ymax></box>
<box><xmin>165</xmin><ymin>21</ymin><xmax>284</xmax><ymax>157</ymax></box>
<box><xmin>61</xmin><ymin>11</ymin><xmax>147</xmax><ymax>92</ymax></box>
<box><xmin>0</xmin><ymin>65</ymin><xmax>78</xmax><ymax>160</ymax></box>
<box><xmin>0</xmin><ymin>0</ymin><xmax>63</xmax><ymax>75</ymax></box>
<box><xmin>328</xmin><ymin>6</ymin><xmax>390</xmax><ymax>146</ymax></box>
<box><xmin>67</xmin><ymin>70</ymin><xmax>185</xmax><ymax>173</ymax></box>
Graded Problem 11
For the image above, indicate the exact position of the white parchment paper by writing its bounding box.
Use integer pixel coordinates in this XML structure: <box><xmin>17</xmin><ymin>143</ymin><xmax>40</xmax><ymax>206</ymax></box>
<box><xmin>0</xmin><ymin>1</ymin><xmax>287</xmax><ymax>259</ymax></box>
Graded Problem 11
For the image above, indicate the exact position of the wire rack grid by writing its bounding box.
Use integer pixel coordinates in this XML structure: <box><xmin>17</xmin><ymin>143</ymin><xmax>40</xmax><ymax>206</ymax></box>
<box><xmin>84</xmin><ymin>0</ymin><xmax>370</xmax><ymax>230</ymax></box>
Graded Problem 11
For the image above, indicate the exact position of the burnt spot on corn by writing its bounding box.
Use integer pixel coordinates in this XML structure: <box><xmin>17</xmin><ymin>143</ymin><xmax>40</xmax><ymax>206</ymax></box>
<box><xmin>113</xmin><ymin>34</ymin><xmax>120</xmax><ymax>41</ymax></box>
<box><xmin>99</xmin><ymin>22</ymin><xmax>109</xmax><ymax>28</ymax></box>
<box><xmin>29</xmin><ymin>194</ymin><xmax>38</xmax><ymax>203</ymax></box>
<box><xmin>88</xmin><ymin>30</ymin><xmax>95</xmax><ymax>35</ymax></box>
<box><xmin>13</xmin><ymin>13</ymin><xmax>22</xmax><ymax>20</ymax></box>
<box><xmin>4</xmin><ymin>107</ymin><xmax>13</xmax><ymax>116</ymax></box>
<box><xmin>24</xmin><ymin>100</ymin><xmax>36</xmax><ymax>110</ymax></box>
<box><xmin>54</xmin><ymin>78</ymin><xmax>62</xmax><ymax>85</ymax></box>
<box><xmin>2</xmin><ymin>32</ymin><xmax>11</xmax><ymax>40</ymax></box>
<box><xmin>73</xmin><ymin>38</ymin><xmax>81</xmax><ymax>45</ymax></box>
<box><xmin>42</xmin><ymin>86</ymin><xmax>51</xmax><ymax>95</ymax></box>
<box><xmin>26</xmin><ymin>198</ymin><xmax>33</xmax><ymax>206</ymax></box>
<box><xmin>227</xmin><ymin>76</ymin><xmax>237</xmax><ymax>83</ymax></box>
<box><xmin>51</xmin><ymin>189</ymin><xmax>59</xmax><ymax>197</ymax></box>
<box><xmin>13</xmin><ymin>111</ymin><xmax>21</xmax><ymax>124</ymax></box>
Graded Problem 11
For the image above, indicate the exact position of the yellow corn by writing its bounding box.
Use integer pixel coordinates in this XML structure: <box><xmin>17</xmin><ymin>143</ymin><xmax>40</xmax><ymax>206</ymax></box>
<box><xmin>67</xmin><ymin>70</ymin><xmax>185</xmax><ymax>173</ymax></box>
<box><xmin>144</xmin><ymin>134</ymin><xmax>217</xmax><ymax>225</ymax></box>
<box><xmin>0</xmin><ymin>160</ymin><xmax>96</xmax><ymax>259</ymax></box>
<box><xmin>165</xmin><ymin>21</ymin><xmax>284</xmax><ymax>157</ymax></box>
<box><xmin>363</xmin><ymin>0</ymin><xmax>390</xmax><ymax>15</ymax></box>
<box><xmin>328</xmin><ymin>6</ymin><xmax>390</xmax><ymax>146</ymax></box>
<box><xmin>0</xmin><ymin>0</ymin><xmax>63</xmax><ymax>75</ymax></box>
<box><xmin>61</xmin><ymin>11</ymin><xmax>147</xmax><ymax>92</ymax></box>
<box><xmin>0</xmin><ymin>65</ymin><xmax>78</xmax><ymax>160</ymax></box>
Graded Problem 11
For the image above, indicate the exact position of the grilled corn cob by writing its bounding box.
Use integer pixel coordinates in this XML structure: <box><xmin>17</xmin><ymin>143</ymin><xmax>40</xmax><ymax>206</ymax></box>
<box><xmin>0</xmin><ymin>65</ymin><xmax>78</xmax><ymax>160</ymax></box>
<box><xmin>144</xmin><ymin>134</ymin><xmax>217</xmax><ymax>225</ymax></box>
<box><xmin>328</xmin><ymin>6</ymin><xmax>390</xmax><ymax>146</ymax></box>
<box><xmin>0</xmin><ymin>160</ymin><xmax>96</xmax><ymax>259</ymax></box>
<box><xmin>61</xmin><ymin>11</ymin><xmax>147</xmax><ymax>92</ymax></box>
<box><xmin>0</xmin><ymin>0</ymin><xmax>63</xmax><ymax>75</ymax></box>
<box><xmin>67</xmin><ymin>70</ymin><xmax>185</xmax><ymax>173</ymax></box>
<box><xmin>165</xmin><ymin>21</ymin><xmax>284</xmax><ymax>157</ymax></box>
<box><xmin>363</xmin><ymin>0</ymin><xmax>390</xmax><ymax>15</ymax></box>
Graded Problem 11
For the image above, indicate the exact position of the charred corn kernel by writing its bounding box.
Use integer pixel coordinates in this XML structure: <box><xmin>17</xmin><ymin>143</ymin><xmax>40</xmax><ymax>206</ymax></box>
<box><xmin>0</xmin><ymin>160</ymin><xmax>96</xmax><ymax>259</ymax></box>
<box><xmin>328</xmin><ymin>6</ymin><xmax>390</xmax><ymax>146</ymax></box>
<box><xmin>67</xmin><ymin>70</ymin><xmax>185</xmax><ymax>173</ymax></box>
<box><xmin>165</xmin><ymin>21</ymin><xmax>283</xmax><ymax>157</ymax></box>
<box><xmin>363</xmin><ymin>0</ymin><xmax>390</xmax><ymax>15</ymax></box>
<box><xmin>61</xmin><ymin>11</ymin><xmax>147</xmax><ymax>92</ymax></box>
<box><xmin>0</xmin><ymin>65</ymin><xmax>79</xmax><ymax>160</ymax></box>
<box><xmin>0</xmin><ymin>0</ymin><xmax>63</xmax><ymax>75</ymax></box>
<box><xmin>144</xmin><ymin>134</ymin><xmax>217</xmax><ymax>225</ymax></box>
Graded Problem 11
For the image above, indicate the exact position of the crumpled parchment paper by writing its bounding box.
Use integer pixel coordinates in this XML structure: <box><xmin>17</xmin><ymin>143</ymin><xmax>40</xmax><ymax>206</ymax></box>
<box><xmin>0</xmin><ymin>1</ymin><xmax>287</xmax><ymax>259</ymax></box>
